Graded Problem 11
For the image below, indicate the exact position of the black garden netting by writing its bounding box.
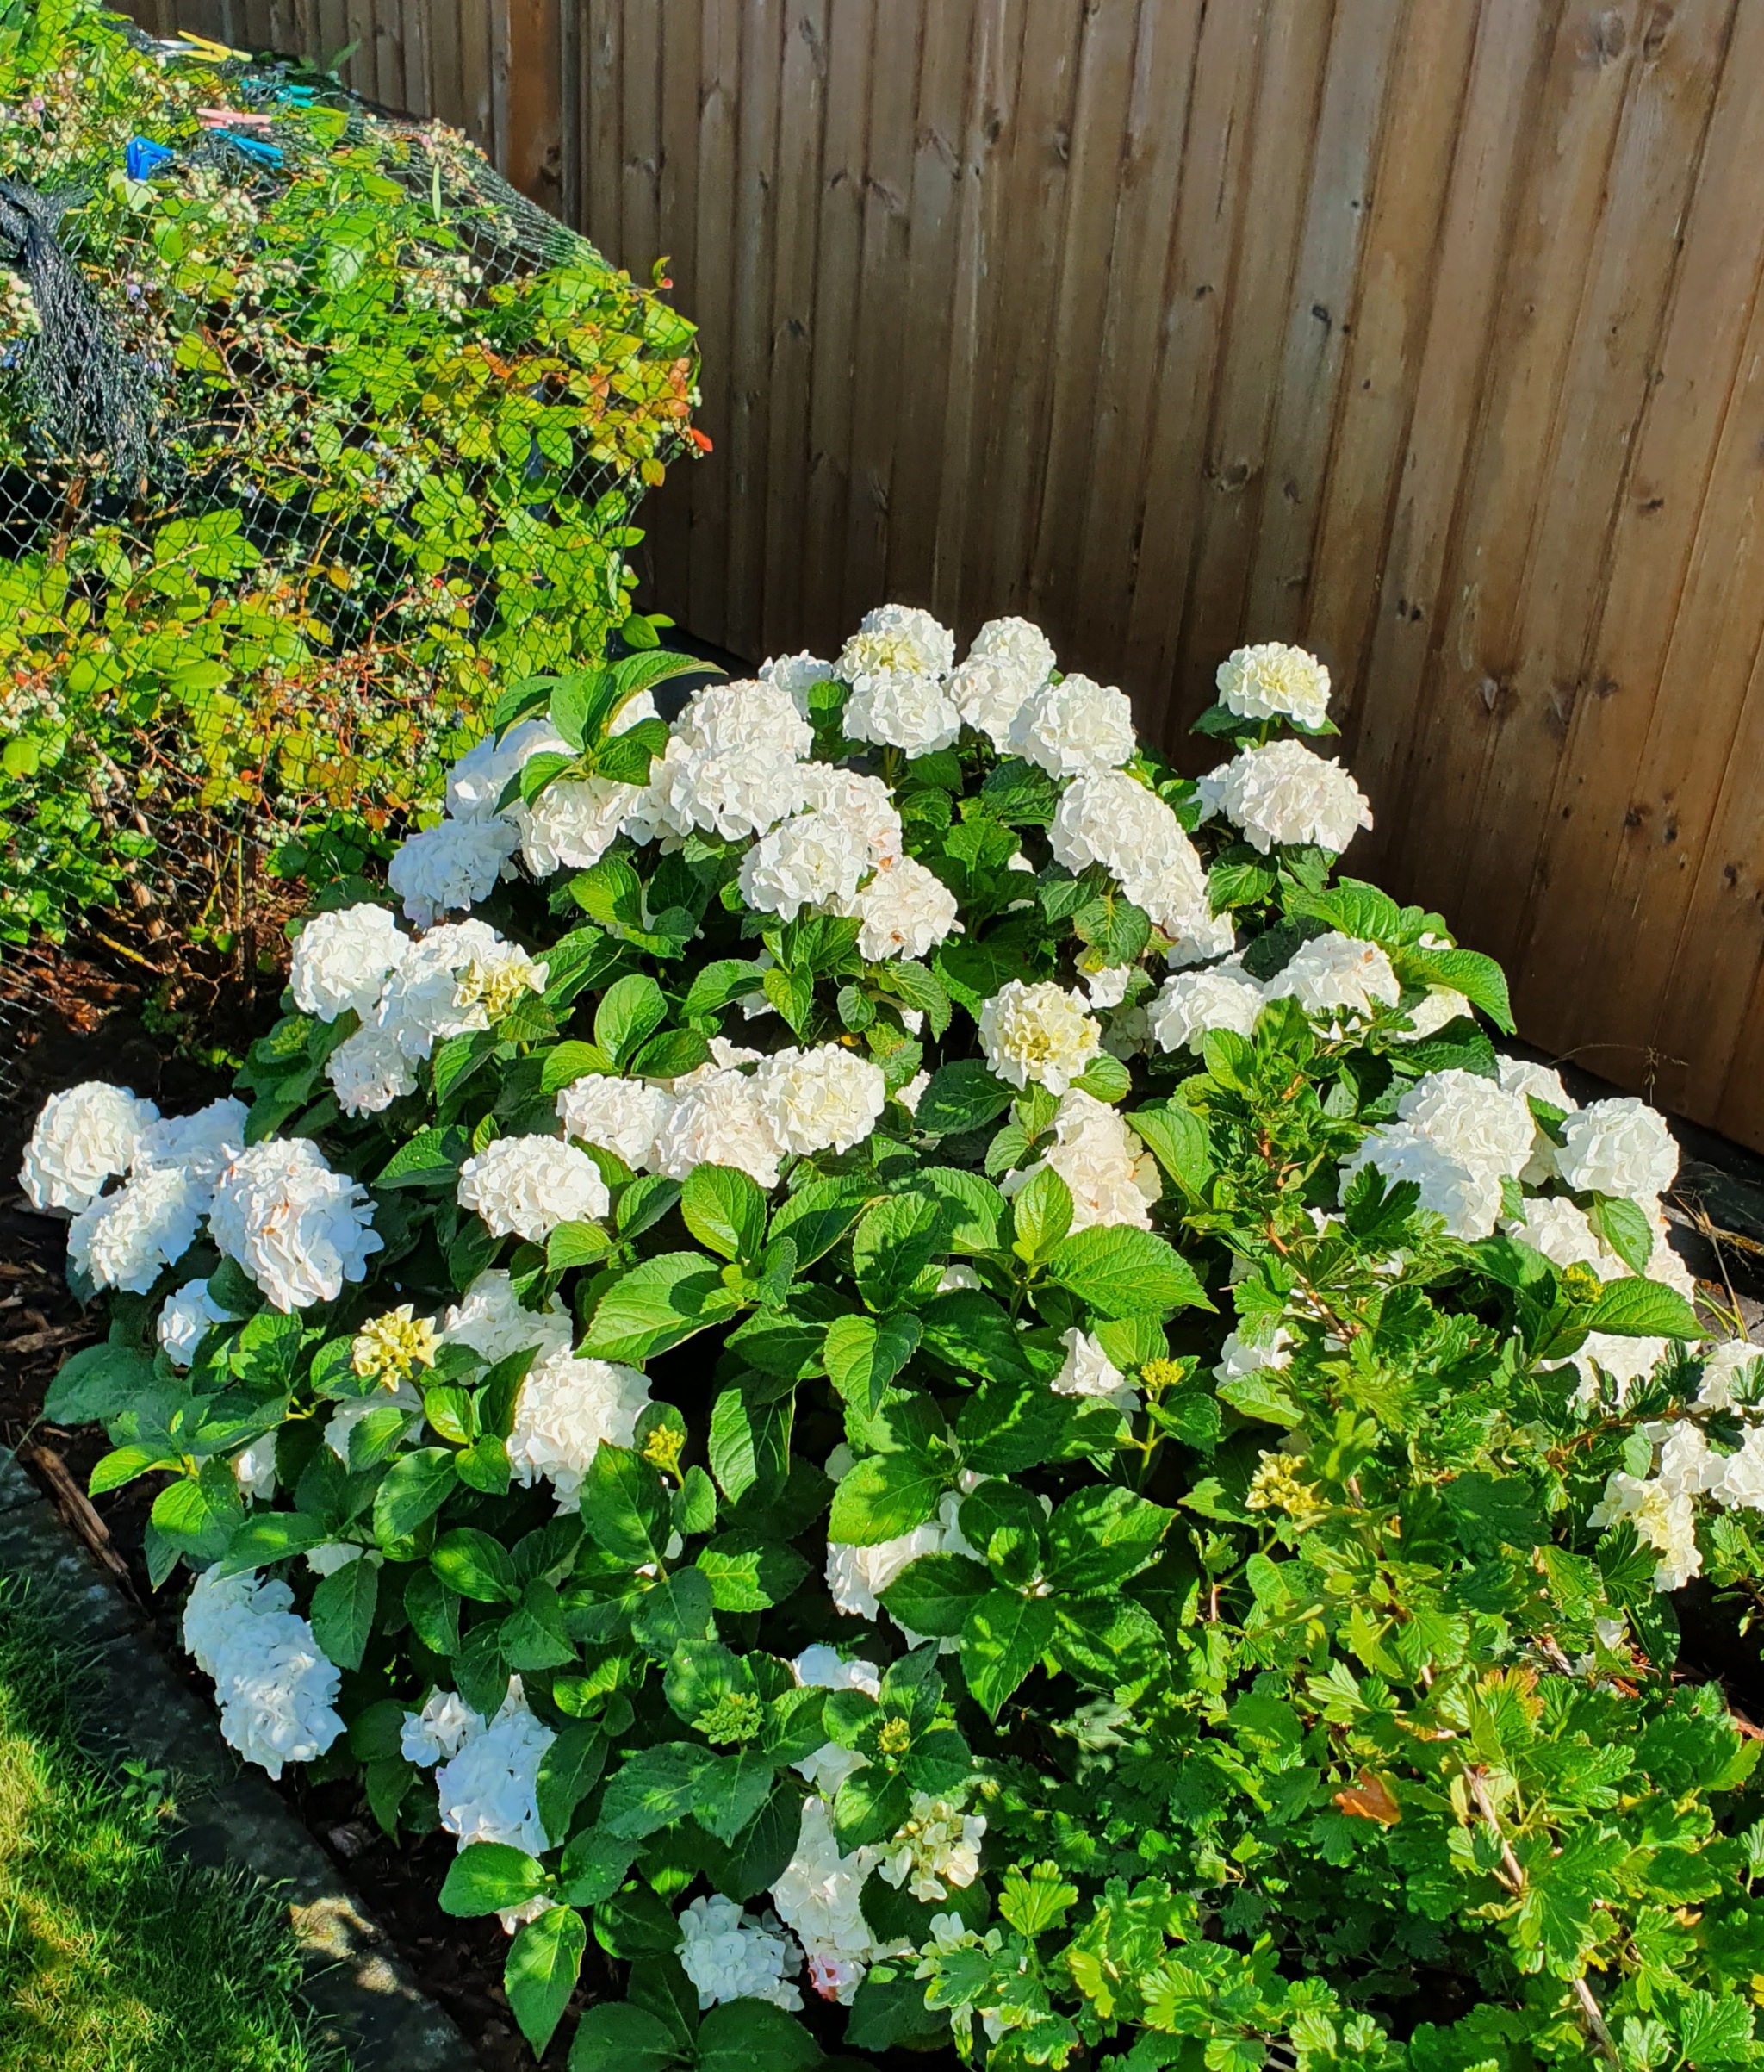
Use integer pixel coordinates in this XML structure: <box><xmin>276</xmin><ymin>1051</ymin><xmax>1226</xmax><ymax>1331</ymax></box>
<box><xmin>0</xmin><ymin>1</ymin><xmax>699</xmax><ymax>1098</ymax></box>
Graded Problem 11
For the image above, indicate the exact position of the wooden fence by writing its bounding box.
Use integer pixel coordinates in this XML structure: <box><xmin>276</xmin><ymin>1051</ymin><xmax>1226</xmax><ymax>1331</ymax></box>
<box><xmin>120</xmin><ymin>0</ymin><xmax>1764</xmax><ymax>1152</ymax></box>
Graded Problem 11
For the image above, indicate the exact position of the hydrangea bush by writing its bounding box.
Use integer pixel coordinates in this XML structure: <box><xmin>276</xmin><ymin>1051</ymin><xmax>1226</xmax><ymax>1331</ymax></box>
<box><xmin>29</xmin><ymin>619</ymin><xmax>1764</xmax><ymax>2072</ymax></box>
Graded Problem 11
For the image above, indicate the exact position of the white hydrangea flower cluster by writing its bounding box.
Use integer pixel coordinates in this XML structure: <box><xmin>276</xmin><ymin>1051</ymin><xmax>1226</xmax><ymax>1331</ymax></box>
<box><xmin>457</xmin><ymin>1132</ymin><xmax>610</xmax><ymax>1243</ymax></box>
<box><xmin>759</xmin><ymin>651</ymin><xmax>836</xmax><ymax>708</ymax></box>
<box><xmin>1580</xmin><ymin>1341</ymin><xmax>1764</xmax><ymax>1596</ymax></box>
<box><xmin>1214</xmin><ymin>1326</ymin><xmax>1294</xmax><ymax>1389</ymax></box>
<box><xmin>835</xmin><ymin>852</ymin><xmax>961</xmax><ymax>962</ymax></box>
<box><xmin>1051</xmin><ymin>1327</ymin><xmax>1140</xmax><ymax>1414</ymax></box>
<box><xmin>1197</xmin><ymin>737</ymin><xmax>1372</xmax><ymax>856</ymax></box>
<box><xmin>1556</xmin><ymin>1097</ymin><xmax>1680</xmax><ymax>1203</ymax></box>
<box><xmin>20</xmin><ymin>1080</ymin><xmax>164</xmax><ymax>1215</ymax></box>
<box><xmin>432</xmin><ymin>1683</ymin><xmax>555</xmax><ymax>1858</ymax></box>
<box><xmin>1006</xmin><ymin>673</ymin><xmax>1138</xmax><ymax>781</ymax></box>
<box><xmin>209</xmin><ymin>1137</ymin><xmax>382</xmax><ymax>1311</ymax></box>
<box><xmin>506</xmin><ymin>1348</ymin><xmax>652</xmax><ymax>1510</ymax></box>
<box><xmin>1150</xmin><ymin>959</ymin><xmax>1264</xmax><ymax>1055</ymax></box>
<box><xmin>1003</xmin><ymin>1088</ymin><xmax>1154</xmax><ymax>1232</ymax></box>
<box><xmin>158</xmin><ymin>1276</ymin><xmax>229</xmax><ymax>1366</ymax></box>
<box><xmin>737</xmin><ymin>806</ymin><xmax>872</xmax><ymax>921</ymax></box>
<box><xmin>1215</xmin><ymin>642</ymin><xmax>1332</xmax><ymax>729</ymax></box>
<box><xmin>399</xmin><ymin>1685</ymin><xmax>485</xmax><ymax>1769</ymax></box>
<box><xmin>1049</xmin><ymin>768</ymin><xmax>1210</xmax><ymax>940</ymax></box>
<box><xmin>940</xmin><ymin>614</ymin><xmax>1059</xmax><ymax>751</ymax></box>
<box><xmin>771</xmin><ymin>1797</ymin><xmax>906</xmax><ymax>2004</ymax></box>
<box><xmin>390</xmin><ymin>700</ymin><xmax>662</xmax><ymax>921</ymax></box>
<box><xmin>555</xmin><ymin>1073</ymin><xmax>677</xmax><ymax>1168</ymax></box>
<box><xmin>553</xmin><ymin>1041</ymin><xmax>888</xmax><ymax>1193</ymax></box>
<box><xmin>676</xmin><ymin>1894</ymin><xmax>804</xmax><ymax>2012</ymax></box>
<box><xmin>1589</xmin><ymin>1472</ymin><xmax>1702</xmax><ymax>1593</ymax></box>
<box><xmin>1340</xmin><ymin>1067</ymin><xmax>1535</xmax><ymax>1241</ymax></box>
<box><xmin>289</xmin><ymin>905</ymin><xmax>549</xmax><ymax>1119</ymax></box>
<box><xmin>637</xmin><ymin>680</ymin><xmax>813</xmax><ymax>843</ymax></box>
<box><xmin>68</xmin><ymin>1111</ymin><xmax>246</xmax><ymax>1297</ymax></box>
<box><xmin>877</xmin><ymin>1790</ymin><xmax>987</xmax><ymax>1904</ymax></box>
<box><xmin>1264</xmin><ymin>932</ymin><xmax>1401</xmax><ymax>1029</ymax></box>
<box><xmin>978</xmin><ymin>980</ymin><xmax>1101</xmax><ymax>1096</ymax></box>
<box><xmin>181</xmin><ymin>1566</ymin><xmax>345</xmax><ymax>1779</ymax></box>
<box><xmin>836</xmin><ymin>603</ymin><xmax>961</xmax><ymax>754</ymax></box>
<box><xmin>439</xmin><ymin>1268</ymin><xmax>575</xmax><ymax>1368</ymax></box>
<box><xmin>19</xmin><ymin>1087</ymin><xmax>250</xmax><ymax>1296</ymax></box>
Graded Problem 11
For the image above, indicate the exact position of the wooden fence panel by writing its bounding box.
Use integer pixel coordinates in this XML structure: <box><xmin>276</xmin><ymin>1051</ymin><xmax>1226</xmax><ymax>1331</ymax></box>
<box><xmin>109</xmin><ymin>0</ymin><xmax>1764</xmax><ymax>1149</ymax></box>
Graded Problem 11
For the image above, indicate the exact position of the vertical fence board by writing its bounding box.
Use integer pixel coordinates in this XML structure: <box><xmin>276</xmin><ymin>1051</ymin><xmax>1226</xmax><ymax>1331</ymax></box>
<box><xmin>1237</xmin><ymin>0</ymin><xmax>1405</xmax><ymax>656</ymax></box>
<box><xmin>839</xmin><ymin>0</ymin><xmax>928</xmax><ymax>627</ymax></box>
<box><xmin>798</xmin><ymin>0</ymin><xmax>877</xmax><ymax>656</ymax></box>
<box><xmin>1118</xmin><ymin>0</ymin><xmax>1265</xmax><ymax>719</ymax></box>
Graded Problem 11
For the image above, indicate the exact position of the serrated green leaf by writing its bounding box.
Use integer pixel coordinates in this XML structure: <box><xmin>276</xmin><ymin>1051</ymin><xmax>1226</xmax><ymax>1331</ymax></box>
<box><xmin>1044</xmin><ymin>1224</ymin><xmax>1213</xmax><ymax>1317</ymax></box>
<box><xmin>438</xmin><ymin>1841</ymin><xmax>547</xmax><ymax>1917</ymax></box>
<box><xmin>308</xmin><ymin>1553</ymin><xmax>378</xmax><ymax>1671</ymax></box>
<box><xmin>913</xmin><ymin>1059</ymin><xmax>1014</xmax><ymax>1137</ymax></box>
<box><xmin>960</xmin><ymin>1590</ymin><xmax>1054</xmax><ymax>1717</ymax></box>
<box><xmin>372</xmin><ymin>1447</ymin><xmax>457</xmax><ymax>1547</ymax></box>
<box><xmin>879</xmin><ymin>1552</ymin><xmax>991</xmax><ymax>1639</ymax></box>
<box><xmin>681</xmin><ymin>1164</ymin><xmax>767</xmax><ymax>1264</ymax></box>
<box><xmin>582</xmin><ymin>1253</ymin><xmax>744</xmax><ymax>1361</ymax></box>
<box><xmin>827</xmin><ymin>1449</ymin><xmax>945</xmax><ymax>1547</ymax></box>
<box><xmin>1584</xmin><ymin>1276</ymin><xmax>1702</xmax><ymax>1340</ymax></box>
<box><xmin>505</xmin><ymin>1902</ymin><xmax>586</xmax><ymax>2056</ymax></box>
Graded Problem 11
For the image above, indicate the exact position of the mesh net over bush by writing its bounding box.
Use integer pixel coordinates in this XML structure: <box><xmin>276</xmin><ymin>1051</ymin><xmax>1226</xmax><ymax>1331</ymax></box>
<box><xmin>0</xmin><ymin>0</ymin><xmax>700</xmax><ymax>1089</ymax></box>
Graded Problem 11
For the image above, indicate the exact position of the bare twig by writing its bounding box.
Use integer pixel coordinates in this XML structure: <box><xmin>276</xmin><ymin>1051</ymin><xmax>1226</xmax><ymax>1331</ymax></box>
<box><xmin>1466</xmin><ymin>1766</ymin><xmax>1618</xmax><ymax>2067</ymax></box>
<box><xmin>1464</xmin><ymin>1768</ymin><xmax>1526</xmax><ymax>1896</ymax></box>
<box><xmin>1571</xmin><ymin>1977</ymin><xmax>1619</xmax><ymax>2067</ymax></box>
<box><xmin>23</xmin><ymin>1441</ymin><xmax>141</xmax><ymax>1603</ymax></box>
<box><xmin>0</xmin><ymin>1322</ymin><xmax>96</xmax><ymax>1356</ymax></box>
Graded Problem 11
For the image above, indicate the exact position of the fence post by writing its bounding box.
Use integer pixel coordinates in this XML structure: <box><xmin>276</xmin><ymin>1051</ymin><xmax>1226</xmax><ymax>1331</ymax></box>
<box><xmin>493</xmin><ymin>0</ymin><xmax>564</xmax><ymax>210</ymax></box>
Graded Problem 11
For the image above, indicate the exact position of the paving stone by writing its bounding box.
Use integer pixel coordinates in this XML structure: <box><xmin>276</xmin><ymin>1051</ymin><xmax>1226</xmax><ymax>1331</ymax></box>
<box><xmin>0</xmin><ymin>1452</ymin><xmax>37</xmax><ymax>1513</ymax></box>
<box><xmin>0</xmin><ymin>1494</ymin><xmax>138</xmax><ymax>1642</ymax></box>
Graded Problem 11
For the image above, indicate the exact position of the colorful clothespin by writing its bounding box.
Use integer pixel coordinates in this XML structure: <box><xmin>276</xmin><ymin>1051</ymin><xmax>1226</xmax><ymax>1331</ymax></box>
<box><xmin>125</xmin><ymin>137</ymin><xmax>175</xmax><ymax>180</ymax></box>
<box><xmin>172</xmin><ymin>29</ymin><xmax>252</xmax><ymax>62</ymax></box>
<box><xmin>196</xmin><ymin>108</ymin><xmax>274</xmax><ymax>128</ymax></box>
<box><xmin>215</xmin><ymin>132</ymin><xmax>284</xmax><ymax>166</ymax></box>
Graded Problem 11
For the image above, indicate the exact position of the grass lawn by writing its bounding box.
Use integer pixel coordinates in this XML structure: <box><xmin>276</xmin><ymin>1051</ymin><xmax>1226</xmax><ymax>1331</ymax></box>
<box><xmin>0</xmin><ymin>1584</ymin><xmax>349</xmax><ymax>2072</ymax></box>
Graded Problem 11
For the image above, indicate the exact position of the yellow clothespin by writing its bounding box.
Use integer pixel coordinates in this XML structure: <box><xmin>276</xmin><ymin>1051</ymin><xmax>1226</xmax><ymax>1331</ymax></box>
<box><xmin>174</xmin><ymin>29</ymin><xmax>253</xmax><ymax>63</ymax></box>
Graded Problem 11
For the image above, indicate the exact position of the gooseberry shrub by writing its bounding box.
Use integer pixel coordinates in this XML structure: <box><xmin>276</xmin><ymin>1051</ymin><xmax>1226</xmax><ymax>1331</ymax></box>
<box><xmin>31</xmin><ymin>621</ymin><xmax>1764</xmax><ymax>2072</ymax></box>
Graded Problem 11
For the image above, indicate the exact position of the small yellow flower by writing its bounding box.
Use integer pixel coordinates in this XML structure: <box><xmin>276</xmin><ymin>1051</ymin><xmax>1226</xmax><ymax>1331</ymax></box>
<box><xmin>878</xmin><ymin>1716</ymin><xmax>912</xmax><ymax>1758</ymax></box>
<box><xmin>640</xmin><ymin>1424</ymin><xmax>686</xmax><ymax>1478</ymax></box>
<box><xmin>1245</xmin><ymin>1450</ymin><xmax>1324</xmax><ymax>1524</ymax></box>
<box><xmin>454</xmin><ymin>955</ymin><xmax>543</xmax><ymax>1024</ymax></box>
<box><xmin>1561</xmin><ymin>1261</ymin><xmax>1603</xmax><ymax>1306</ymax></box>
<box><xmin>351</xmin><ymin>1304</ymin><xmax>441</xmax><ymax>1388</ymax></box>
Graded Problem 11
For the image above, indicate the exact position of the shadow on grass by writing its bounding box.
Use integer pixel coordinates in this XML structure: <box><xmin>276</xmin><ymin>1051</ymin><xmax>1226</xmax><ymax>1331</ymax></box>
<box><xmin>0</xmin><ymin>1581</ymin><xmax>351</xmax><ymax>2072</ymax></box>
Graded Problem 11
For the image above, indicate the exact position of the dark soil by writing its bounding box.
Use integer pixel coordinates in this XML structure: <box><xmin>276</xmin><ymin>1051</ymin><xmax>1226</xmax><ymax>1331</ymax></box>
<box><xmin>8</xmin><ymin>953</ymin><xmax>1764</xmax><ymax>2069</ymax></box>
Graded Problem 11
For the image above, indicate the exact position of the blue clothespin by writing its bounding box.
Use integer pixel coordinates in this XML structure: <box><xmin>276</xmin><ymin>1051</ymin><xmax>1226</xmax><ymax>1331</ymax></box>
<box><xmin>219</xmin><ymin>132</ymin><xmax>284</xmax><ymax>167</ymax></box>
<box><xmin>125</xmin><ymin>137</ymin><xmax>175</xmax><ymax>180</ymax></box>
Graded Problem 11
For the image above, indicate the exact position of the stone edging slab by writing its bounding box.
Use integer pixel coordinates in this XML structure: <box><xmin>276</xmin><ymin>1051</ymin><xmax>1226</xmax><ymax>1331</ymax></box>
<box><xmin>0</xmin><ymin>1453</ymin><xmax>477</xmax><ymax>2072</ymax></box>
